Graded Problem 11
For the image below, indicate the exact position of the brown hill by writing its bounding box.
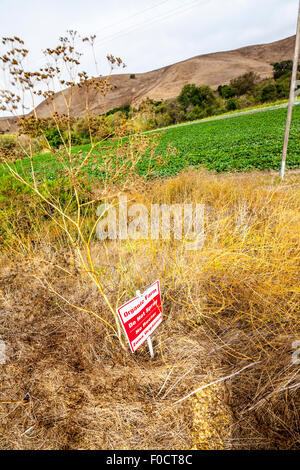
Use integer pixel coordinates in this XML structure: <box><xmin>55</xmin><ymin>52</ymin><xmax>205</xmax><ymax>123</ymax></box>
<box><xmin>0</xmin><ymin>35</ymin><xmax>296</xmax><ymax>132</ymax></box>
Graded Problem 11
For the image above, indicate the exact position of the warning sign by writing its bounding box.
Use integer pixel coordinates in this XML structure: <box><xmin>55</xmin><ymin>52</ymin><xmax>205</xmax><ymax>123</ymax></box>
<box><xmin>117</xmin><ymin>280</ymin><xmax>163</xmax><ymax>353</ymax></box>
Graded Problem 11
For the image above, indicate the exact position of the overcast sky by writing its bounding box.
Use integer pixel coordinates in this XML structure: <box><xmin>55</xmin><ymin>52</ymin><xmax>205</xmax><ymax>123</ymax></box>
<box><xmin>0</xmin><ymin>0</ymin><xmax>298</xmax><ymax>78</ymax></box>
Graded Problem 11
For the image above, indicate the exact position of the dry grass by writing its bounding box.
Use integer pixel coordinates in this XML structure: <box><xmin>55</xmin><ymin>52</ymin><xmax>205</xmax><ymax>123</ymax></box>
<box><xmin>0</xmin><ymin>168</ymin><xmax>299</xmax><ymax>449</ymax></box>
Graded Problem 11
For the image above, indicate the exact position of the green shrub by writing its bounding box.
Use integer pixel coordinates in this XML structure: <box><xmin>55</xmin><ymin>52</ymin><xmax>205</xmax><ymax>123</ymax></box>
<box><xmin>275</xmin><ymin>74</ymin><xmax>292</xmax><ymax>99</ymax></box>
<box><xmin>230</xmin><ymin>72</ymin><xmax>260</xmax><ymax>96</ymax></box>
<box><xmin>272</xmin><ymin>60</ymin><xmax>300</xmax><ymax>80</ymax></box>
<box><xmin>261</xmin><ymin>83</ymin><xmax>278</xmax><ymax>102</ymax></box>
<box><xmin>155</xmin><ymin>112</ymin><xmax>173</xmax><ymax>128</ymax></box>
<box><xmin>44</xmin><ymin>127</ymin><xmax>63</xmax><ymax>149</ymax></box>
<box><xmin>0</xmin><ymin>134</ymin><xmax>16</xmax><ymax>151</ymax></box>
<box><xmin>155</xmin><ymin>98</ymin><xmax>185</xmax><ymax>124</ymax></box>
<box><xmin>0</xmin><ymin>134</ymin><xmax>43</xmax><ymax>162</ymax></box>
<box><xmin>226</xmin><ymin>97</ymin><xmax>238</xmax><ymax>111</ymax></box>
<box><xmin>186</xmin><ymin>105</ymin><xmax>206</xmax><ymax>121</ymax></box>
<box><xmin>178</xmin><ymin>84</ymin><xmax>218</xmax><ymax>110</ymax></box>
<box><xmin>106</xmin><ymin>104</ymin><xmax>131</xmax><ymax>117</ymax></box>
<box><xmin>218</xmin><ymin>85</ymin><xmax>235</xmax><ymax>99</ymax></box>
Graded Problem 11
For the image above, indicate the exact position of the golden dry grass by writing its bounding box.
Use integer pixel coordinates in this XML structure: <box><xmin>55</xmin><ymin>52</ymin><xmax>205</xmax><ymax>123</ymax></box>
<box><xmin>0</xmin><ymin>169</ymin><xmax>299</xmax><ymax>449</ymax></box>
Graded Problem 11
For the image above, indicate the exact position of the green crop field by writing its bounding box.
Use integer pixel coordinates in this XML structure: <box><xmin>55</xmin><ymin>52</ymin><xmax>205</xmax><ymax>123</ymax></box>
<box><xmin>155</xmin><ymin>105</ymin><xmax>300</xmax><ymax>175</ymax></box>
<box><xmin>1</xmin><ymin>105</ymin><xmax>300</xmax><ymax>182</ymax></box>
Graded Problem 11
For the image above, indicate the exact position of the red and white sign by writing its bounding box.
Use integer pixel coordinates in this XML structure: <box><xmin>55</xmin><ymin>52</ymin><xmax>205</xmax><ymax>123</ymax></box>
<box><xmin>117</xmin><ymin>280</ymin><xmax>163</xmax><ymax>353</ymax></box>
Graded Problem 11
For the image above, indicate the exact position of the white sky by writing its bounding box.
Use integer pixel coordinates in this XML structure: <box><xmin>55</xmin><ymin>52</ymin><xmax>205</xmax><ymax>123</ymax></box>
<box><xmin>0</xmin><ymin>0</ymin><xmax>298</xmax><ymax>74</ymax></box>
<box><xmin>0</xmin><ymin>0</ymin><xmax>299</xmax><ymax>114</ymax></box>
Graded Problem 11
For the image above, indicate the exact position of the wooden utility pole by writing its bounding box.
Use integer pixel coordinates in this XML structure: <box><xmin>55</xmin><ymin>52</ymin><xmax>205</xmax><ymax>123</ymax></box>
<box><xmin>280</xmin><ymin>0</ymin><xmax>300</xmax><ymax>180</ymax></box>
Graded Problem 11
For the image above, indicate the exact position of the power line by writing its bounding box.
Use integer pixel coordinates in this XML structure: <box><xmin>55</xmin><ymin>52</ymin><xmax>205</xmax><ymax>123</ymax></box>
<box><xmin>0</xmin><ymin>0</ymin><xmax>212</xmax><ymax>117</ymax></box>
<box><xmin>92</xmin><ymin>0</ymin><xmax>172</xmax><ymax>38</ymax></box>
<box><xmin>23</xmin><ymin>0</ymin><xmax>211</xmax><ymax>77</ymax></box>
<box><xmin>93</xmin><ymin>0</ymin><xmax>211</xmax><ymax>50</ymax></box>
<box><xmin>28</xmin><ymin>0</ymin><xmax>173</xmax><ymax>73</ymax></box>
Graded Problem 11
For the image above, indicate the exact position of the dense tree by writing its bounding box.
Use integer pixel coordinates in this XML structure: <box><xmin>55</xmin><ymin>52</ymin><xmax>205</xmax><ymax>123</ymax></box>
<box><xmin>261</xmin><ymin>83</ymin><xmax>278</xmax><ymax>102</ymax></box>
<box><xmin>230</xmin><ymin>72</ymin><xmax>260</xmax><ymax>96</ymax></box>
<box><xmin>178</xmin><ymin>84</ymin><xmax>217</xmax><ymax>109</ymax></box>
<box><xmin>226</xmin><ymin>97</ymin><xmax>238</xmax><ymax>111</ymax></box>
<box><xmin>156</xmin><ymin>98</ymin><xmax>185</xmax><ymax>124</ymax></box>
<box><xmin>272</xmin><ymin>60</ymin><xmax>299</xmax><ymax>80</ymax></box>
<box><xmin>44</xmin><ymin>127</ymin><xmax>63</xmax><ymax>149</ymax></box>
<box><xmin>218</xmin><ymin>84</ymin><xmax>235</xmax><ymax>99</ymax></box>
<box><xmin>275</xmin><ymin>74</ymin><xmax>292</xmax><ymax>99</ymax></box>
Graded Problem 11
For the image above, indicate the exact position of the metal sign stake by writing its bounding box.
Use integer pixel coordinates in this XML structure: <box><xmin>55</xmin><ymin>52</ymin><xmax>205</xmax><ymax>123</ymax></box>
<box><xmin>136</xmin><ymin>289</ymin><xmax>154</xmax><ymax>359</ymax></box>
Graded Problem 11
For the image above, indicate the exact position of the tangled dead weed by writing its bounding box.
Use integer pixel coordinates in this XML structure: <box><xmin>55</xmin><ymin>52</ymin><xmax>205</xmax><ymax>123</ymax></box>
<box><xmin>0</xmin><ymin>169</ymin><xmax>299</xmax><ymax>449</ymax></box>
